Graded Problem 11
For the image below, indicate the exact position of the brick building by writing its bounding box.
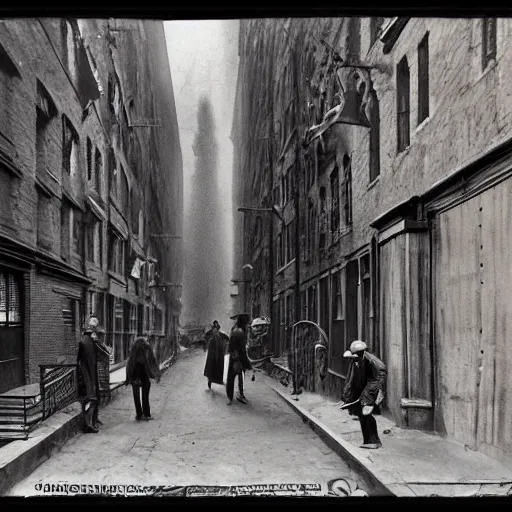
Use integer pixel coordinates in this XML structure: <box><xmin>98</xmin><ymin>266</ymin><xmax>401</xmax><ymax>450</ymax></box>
<box><xmin>0</xmin><ymin>18</ymin><xmax>183</xmax><ymax>395</ymax></box>
<box><xmin>233</xmin><ymin>17</ymin><xmax>512</xmax><ymax>463</ymax></box>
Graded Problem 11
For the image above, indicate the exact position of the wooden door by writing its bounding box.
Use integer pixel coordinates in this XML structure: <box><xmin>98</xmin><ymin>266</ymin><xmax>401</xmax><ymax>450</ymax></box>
<box><xmin>379</xmin><ymin>237</ymin><xmax>407</xmax><ymax>426</ymax></box>
<box><xmin>0</xmin><ymin>270</ymin><xmax>24</xmax><ymax>393</ymax></box>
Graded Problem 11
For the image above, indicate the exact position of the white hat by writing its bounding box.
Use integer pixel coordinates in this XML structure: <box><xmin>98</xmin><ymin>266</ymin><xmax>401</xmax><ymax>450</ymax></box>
<box><xmin>350</xmin><ymin>340</ymin><xmax>367</xmax><ymax>353</ymax></box>
<box><xmin>88</xmin><ymin>316</ymin><xmax>99</xmax><ymax>328</ymax></box>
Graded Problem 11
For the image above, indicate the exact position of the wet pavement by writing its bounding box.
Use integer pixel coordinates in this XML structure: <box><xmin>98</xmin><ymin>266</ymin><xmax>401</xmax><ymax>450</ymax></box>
<box><xmin>7</xmin><ymin>348</ymin><xmax>369</xmax><ymax>497</ymax></box>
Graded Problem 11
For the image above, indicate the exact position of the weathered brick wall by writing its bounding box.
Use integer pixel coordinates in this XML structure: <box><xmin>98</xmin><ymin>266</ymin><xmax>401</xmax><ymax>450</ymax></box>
<box><xmin>28</xmin><ymin>274</ymin><xmax>82</xmax><ymax>383</ymax></box>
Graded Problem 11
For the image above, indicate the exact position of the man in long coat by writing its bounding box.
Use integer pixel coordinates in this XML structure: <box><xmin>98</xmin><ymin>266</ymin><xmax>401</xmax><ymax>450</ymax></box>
<box><xmin>341</xmin><ymin>340</ymin><xmax>387</xmax><ymax>449</ymax></box>
<box><xmin>77</xmin><ymin>316</ymin><xmax>101</xmax><ymax>433</ymax></box>
<box><xmin>226</xmin><ymin>313</ymin><xmax>252</xmax><ymax>405</ymax></box>
<box><xmin>203</xmin><ymin>320</ymin><xmax>228</xmax><ymax>389</ymax></box>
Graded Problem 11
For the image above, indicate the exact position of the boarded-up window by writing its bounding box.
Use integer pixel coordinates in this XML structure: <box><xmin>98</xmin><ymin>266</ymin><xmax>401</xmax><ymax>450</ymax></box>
<box><xmin>396</xmin><ymin>56</ymin><xmax>410</xmax><ymax>153</ymax></box>
<box><xmin>418</xmin><ymin>32</ymin><xmax>430</xmax><ymax>125</ymax></box>
<box><xmin>482</xmin><ymin>18</ymin><xmax>497</xmax><ymax>70</ymax></box>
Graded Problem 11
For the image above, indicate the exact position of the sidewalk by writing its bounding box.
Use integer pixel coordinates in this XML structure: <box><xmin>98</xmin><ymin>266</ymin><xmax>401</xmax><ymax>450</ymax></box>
<box><xmin>270</xmin><ymin>384</ymin><xmax>512</xmax><ymax>497</ymax></box>
<box><xmin>0</xmin><ymin>352</ymin><xmax>179</xmax><ymax>496</ymax></box>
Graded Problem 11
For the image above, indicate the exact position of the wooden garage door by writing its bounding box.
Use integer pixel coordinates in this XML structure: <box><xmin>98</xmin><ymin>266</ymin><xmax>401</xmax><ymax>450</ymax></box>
<box><xmin>434</xmin><ymin>178</ymin><xmax>512</xmax><ymax>458</ymax></box>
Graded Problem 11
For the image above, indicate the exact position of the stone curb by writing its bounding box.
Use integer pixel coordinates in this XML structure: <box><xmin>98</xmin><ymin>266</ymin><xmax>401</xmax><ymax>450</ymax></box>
<box><xmin>270</xmin><ymin>386</ymin><xmax>396</xmax><ymax>497</ymax></box>
<box><xmin>0</xmin><ymin>404</ymin><xmax>83</xmax><ymax>496</ymax></box>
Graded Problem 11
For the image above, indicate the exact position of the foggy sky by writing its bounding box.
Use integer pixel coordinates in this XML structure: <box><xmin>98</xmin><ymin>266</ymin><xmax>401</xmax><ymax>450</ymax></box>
<box><xmin>164</xmin><ymin>20</ymin><xmax>239</xmax><ymax>330</ymax></box>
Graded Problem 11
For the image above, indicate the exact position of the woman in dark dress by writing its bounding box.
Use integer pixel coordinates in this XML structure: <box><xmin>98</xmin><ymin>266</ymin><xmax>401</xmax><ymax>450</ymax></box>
<box><xmin>125</xmin><ymin>337</ymin><xmax>161</xmax><ymax>421</ymax></box>
<box><xmin>203</xmin><ymin>320</ymin><xmax>228</xmax><ymax>389</ymax></box>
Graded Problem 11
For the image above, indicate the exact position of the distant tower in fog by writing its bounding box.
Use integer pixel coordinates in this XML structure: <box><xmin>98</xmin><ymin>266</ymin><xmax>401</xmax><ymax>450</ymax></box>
<box><xmin>182</xmin><ymin>96</ymin><xmax>226</xmax><ymax>325</ymax></box>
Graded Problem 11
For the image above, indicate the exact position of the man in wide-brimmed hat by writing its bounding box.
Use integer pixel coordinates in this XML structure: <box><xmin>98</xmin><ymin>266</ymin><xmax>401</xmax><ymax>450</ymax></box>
<box><xmin>226</xmin><ymin>313</ymin><xmax>252</xmax><ymax>405</ymax></box>
<box><xmin>341</xmin><ymin>340</ymin><xmax>387</xmax><ymax>449</ymax></box>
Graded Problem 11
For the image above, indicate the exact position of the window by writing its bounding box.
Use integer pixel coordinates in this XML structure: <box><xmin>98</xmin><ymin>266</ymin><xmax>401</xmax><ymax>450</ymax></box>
<box><xmin>62</xmin><ymin>116</ymin><xmax>79</xmax><ymax>176</ymax></box>
<box><xmin>342</xmin><ymin>155</ymin><xmax>353</xmax><ymax>227</ymax></box>
<box><xmin>482</xmin><ymin>18</ymin><xmax>497</xmax><ymax>70</ymax></box>
<box><xmin>94</xmin><ymin>148</ymin><xmax>102</xmax><ymax>191</ymax></box>
<box><xmin>360</xmin><ymin>254</ymin><xmax>372</xmax><ymax>342</ymax></box>
<box><xmin>109</xmin><ymin>147</ymin><xmax>117</xmax><ymax>198</ymax></box>
<box><xmin>418</xmin><ymin>33</ymin><xmax>430</xmax><ymax>125</ymax></box>
<box><xmin>155</xmin><ymin>308</ymin><xmax>163</xmax><ymax>332</ymax></box>
<box><xmin>330</xmin><ymin>269</ymin><xmax>345</xmax><ymax>375</ymax></box>
<box><xmin>120</xmin><ymin>166</ymin><xmax>129</xmax><ymax>217</ymax></box>
<box><xmin>72</xmin><ymin>209</ymin><xmax>82</xmax><ymax>255</ymax></box>
<box><xmin>308</xmin><ymin>285</ymin><xmax>317</xmax><ymax>323</ymax></box>
<box><xmin>276</xmin><ymin>232</ymin><xmax>283</xmax><ymax>269</ymax></box>
<box><xmin>60</xmin><ymin>201</ymin><xmax>70</xmax><ymax>261</ymax></box>
<box><xmin>396</xmin><ymin>56</ymin><xmax>410</xmax><ymax>153</ymax></box>
<box><xmin>369</xmin><ymin>90</ymin><xmax>381</xmax><ymax>182</ymax></box>
<box><xmin>319</xmin><ymin>276</ymin><xmax>329</xmax><ymax>338</ymax></box>
<box><xmin>86</xmin><ymin>138</ymin><xmax>93</xmax><ymax>181</ymax></box>
<box><xmin>0</xmin><ymin>272</ymin><xmax>21</xmax><ymax>325</ymax></box>
<box><xmin>61</xmin><ymin>20</ymin><xmax>77</xmax><ymax>82</ymax></box>
<box><xmin>86</xmin><ymin>215</ymin><xmax>102</xmax><ymax>266</ymax></box>
<box><xmin>112</xmin><ymin>296</ymin><xmax>124</xmax><ymax>364</ymax></box>
<box><xmin>108</xmin><ymin>227</ymin><xmax>125</xmax><ymax>276</ymax></box>
<box><xmin>62</xmin><ymin>298</ymin><xmax>76</xmax><ymax>329</ymax></box>
<box><xmin>308</xmin><ymin>199</ymin><xmax>317</xmax><ymax>261</ymax></box>
<box><xmin>330</xmin><ymin>166</ymin><xmax>340</xmax><ymax>233</ymax></box>
<box><xmin>36</xmin><ymin>81</ymin><xmax>57</xmax><ymax>178</ymax></box>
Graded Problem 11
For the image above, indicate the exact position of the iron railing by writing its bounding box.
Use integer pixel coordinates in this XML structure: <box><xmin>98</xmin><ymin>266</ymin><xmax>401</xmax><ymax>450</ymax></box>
<box><xmin>40</xmin><ymin>364</ymin><xmax>78</xmax><ymax>421</ymax></box>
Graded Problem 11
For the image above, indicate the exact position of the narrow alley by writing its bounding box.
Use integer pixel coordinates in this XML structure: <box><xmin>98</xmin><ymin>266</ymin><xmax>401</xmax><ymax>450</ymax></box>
<box><xmin>6</xmin><ymin>348</ymin><xmax>369</xmax><ymax>497</ymax></box>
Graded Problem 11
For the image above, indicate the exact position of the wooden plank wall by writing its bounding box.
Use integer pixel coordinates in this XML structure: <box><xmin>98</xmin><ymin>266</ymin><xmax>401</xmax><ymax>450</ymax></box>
<box><xmin>434</xmin><ymin>196</ymin><xmax>481</xmax><ymax>447</ymax></box>
<box><xmin>379</xmin><ymin>236</ymin><xmax>407</xmax><ymax>427</ymax></box>
<box><xmin>477</xmin><ymin>179</ymin><xmax>512</xmax><ymax>461</ymax></box>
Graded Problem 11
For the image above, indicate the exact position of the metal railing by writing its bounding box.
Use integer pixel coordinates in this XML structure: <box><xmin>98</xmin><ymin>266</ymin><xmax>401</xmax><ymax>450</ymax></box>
<box><xmin>40</xmin><ymin>364</ymin><xmax>78</xmax><ymax>421</ymax></box>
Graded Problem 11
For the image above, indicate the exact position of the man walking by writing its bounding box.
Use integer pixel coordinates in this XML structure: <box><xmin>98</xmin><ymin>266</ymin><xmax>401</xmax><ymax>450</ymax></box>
<box><xmin>203</xmin><ymin>320</ymin><xmax>228</xmax><ymax>390</ymax></box>
<box><xmin>226</xmin><ymin>313</ymin><xmax>252</xmax><ymax>405</ymax></box>
<box><xmin>341</xmin><ymin>340</ymin><xmax>387</xmax><ymax>449</ymax></box>
<box><xmin>77</xmin><ymin>316</ymin><xmax>101</xmax><ymax>433</ymax></box>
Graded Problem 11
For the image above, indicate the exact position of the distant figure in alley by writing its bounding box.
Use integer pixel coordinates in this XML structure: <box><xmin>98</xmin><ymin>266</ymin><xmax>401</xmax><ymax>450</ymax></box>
<box><xmin>203</xmin><ymin>320</ymin><xmax>228</xmax><ymax>390</ymax></box>
<box><xmin>342</xmin><ymin>340</ymin><xmax>387</xmax><ymax>449</ymax></box>
<box><xmin>125</xmin><ymin>337</ymin><xmax>161</xmax><ymax>421</ymax></box>
<box><xmin>77</xmin><ymin>316</ymin><xmax>102</xmax><ymax>434</ymax></box>
<box><xmin>226</xmin><ymin>313</ymin><xmax>252</xmax><ymax>405</ymax></box>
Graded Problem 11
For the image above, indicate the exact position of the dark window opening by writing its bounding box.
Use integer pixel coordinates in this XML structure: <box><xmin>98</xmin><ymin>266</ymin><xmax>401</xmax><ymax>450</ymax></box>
<box><xmin>330</xmin><ymin>166</ymin><xmax>340</xmax><ymax>233</ymax></box>
<box><xmin>397</xmin><ymin>56</ymin><xmax>410</xmax><ymax>153</ymax></box>
<box><xmin>342</xmin><ymin>155</ymin><xmax>353</xmax><ymax>227</ymax></box>
<box><xmin>86</xmin><ymin>138</ymin><xmax>93</xmax><ymax>181</ymax></box>
<box><xmin>418</xmin><ymin>32</ymin><xmax>430</xmax><ymax>125</ymax></box>
<box><xmin>62</xmin><ymin>116</ymin><xmax>79</xmax><ymax>176</ymax></box>
<box><xmin>94</xmin><ymin>148</ymin><xmax>102</xmax><ymax>191</ymax></box>
<box><xmin>482</xmin><ymin>18</ymin><xmax>497</xmax><ymax>70</ymax></box>
<box><xmin>369</xmin><ymin>90</ymin><xmax>381</xmax><ymax>182</ymax></box>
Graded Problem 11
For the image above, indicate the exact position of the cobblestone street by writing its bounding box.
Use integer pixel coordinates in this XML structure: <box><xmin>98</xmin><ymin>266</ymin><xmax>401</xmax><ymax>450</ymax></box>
<box><xmin>7</xmin><ymin>348</ymin><xmax>369</xmax><ymax>496</ymax></box>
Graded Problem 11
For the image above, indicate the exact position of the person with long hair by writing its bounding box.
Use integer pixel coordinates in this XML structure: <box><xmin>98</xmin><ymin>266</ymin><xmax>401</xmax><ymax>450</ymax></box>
<box><xmin>125</xmin><ymin>337</ymin><xmax>161</xmax><ymax>421</ymax></box>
